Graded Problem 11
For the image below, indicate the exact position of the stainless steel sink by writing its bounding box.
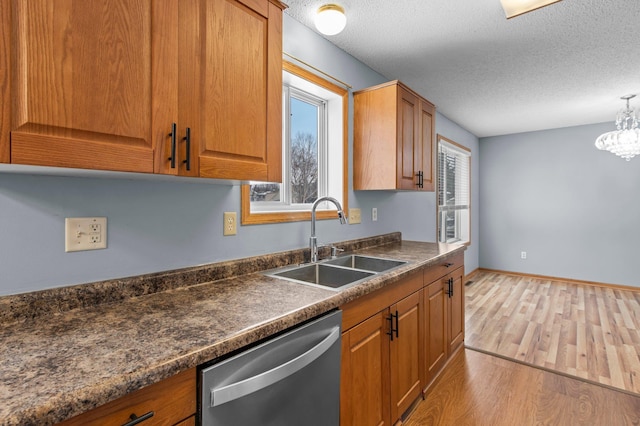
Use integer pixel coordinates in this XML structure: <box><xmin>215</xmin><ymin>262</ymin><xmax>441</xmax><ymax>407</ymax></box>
<box><xmin>269</xmin><ymin>263</ymin><xmax>375</xmax><ymax>289</ymax></box>
<box><xmin>323</xmin><ymin>255</ymin><xmax>406</xmax><ymax>272</ymax></box>
<box><xmin>264</xmin><ymin>255</ymin><xmax>407</xmax><ymax>290</ymax></box>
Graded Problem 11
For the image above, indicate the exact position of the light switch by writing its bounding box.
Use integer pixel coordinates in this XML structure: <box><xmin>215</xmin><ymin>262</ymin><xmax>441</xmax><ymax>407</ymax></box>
<box><xmin>349</xmin><ymin>208</ymin><xmax>361</xmax><ymax>224</ymax></box>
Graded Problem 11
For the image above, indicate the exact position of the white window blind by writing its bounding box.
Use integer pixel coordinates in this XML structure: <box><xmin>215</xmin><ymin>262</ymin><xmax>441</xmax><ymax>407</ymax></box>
<box><xmin>438</xmin><ymin>139</ymin><xmax>470</xmax><ymax>244</ymax></box>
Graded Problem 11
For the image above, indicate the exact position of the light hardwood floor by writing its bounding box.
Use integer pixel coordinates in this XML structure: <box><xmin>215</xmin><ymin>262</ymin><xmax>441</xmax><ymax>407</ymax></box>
<box><xmin>464</xmin><ymin>271</ymin><xmax>640</xmax><ymax>395</ymax></box>
<box><xmin>405</xmin><ymin>348</ymin><xmax>640</xmax><ymax>426</ymax></box>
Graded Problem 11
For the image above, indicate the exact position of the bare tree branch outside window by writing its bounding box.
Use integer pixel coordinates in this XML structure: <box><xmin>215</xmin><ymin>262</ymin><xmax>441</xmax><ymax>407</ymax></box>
<box><xmin>290</xmin><ymin>131</ymin><xmax>318</xmax><ymax>203</ymax></box>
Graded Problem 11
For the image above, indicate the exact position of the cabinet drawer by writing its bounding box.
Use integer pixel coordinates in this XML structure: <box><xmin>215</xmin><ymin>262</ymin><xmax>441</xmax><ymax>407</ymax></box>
<box><xmin>58</xmin><ymin>368</ymin><xmax>196</xmax><ymax>426</ymax></box>
<box><xmin>423</xmin><ymin>252</ymin><xmax>464</xmax><ymax>285</ymax></box>
<box><xmin>341</xmin><ymin>271</ymin><xmax>423</xmax><ymax>331</ymax></box>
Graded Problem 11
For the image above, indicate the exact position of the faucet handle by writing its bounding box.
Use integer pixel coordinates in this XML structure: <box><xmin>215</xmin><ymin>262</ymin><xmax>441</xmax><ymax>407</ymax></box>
<box><xmin>330</xmin><ymin>246</ymin><xmax>344</xmax><ymax>258</ymax></box>
<box><xmin>337</xmin><ymin>210</ymin><xmax>348</xmax><ymax>225</ymax></box>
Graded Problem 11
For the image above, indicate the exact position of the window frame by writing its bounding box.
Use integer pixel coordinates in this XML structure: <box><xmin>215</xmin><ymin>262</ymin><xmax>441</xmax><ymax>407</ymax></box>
<box><xmin>241</xmin><ymin>60</ymin><xmax>349</xmax><ymax>225</ymax></box>
<box><xmin>437</xmin><ymin>134</ymin><xmax>471</xmax><ymax>246</ymax></box>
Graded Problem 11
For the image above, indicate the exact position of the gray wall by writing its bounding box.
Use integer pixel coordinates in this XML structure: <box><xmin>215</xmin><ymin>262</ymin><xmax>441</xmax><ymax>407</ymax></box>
<box><xmin>0</xmin><ymin>15</ymin><xmax>479</xmax><ymax>296</ymax></box>
<box><xmin>479</xmin><ymin>122</ymin><xmax>639</xmax><ymax>287</ymax></box>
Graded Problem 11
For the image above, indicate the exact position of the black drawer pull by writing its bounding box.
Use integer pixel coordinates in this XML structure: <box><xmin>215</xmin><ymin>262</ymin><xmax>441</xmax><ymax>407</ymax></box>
<box><xmin>443</xmin><ymin>262</ymin><xmax>453</xmax><ymax>268</ymax></box>
<box><xmin>122</xmin><ymin>411</ymin><xmax>154</xmax><ymax>426</ymax></box>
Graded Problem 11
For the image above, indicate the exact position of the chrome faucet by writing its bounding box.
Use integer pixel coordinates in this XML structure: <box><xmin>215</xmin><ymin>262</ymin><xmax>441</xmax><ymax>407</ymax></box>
<box><xmin>310</xmin><ymin>196</ymin><xmax>347</xmax><ymax>263</ymax></box>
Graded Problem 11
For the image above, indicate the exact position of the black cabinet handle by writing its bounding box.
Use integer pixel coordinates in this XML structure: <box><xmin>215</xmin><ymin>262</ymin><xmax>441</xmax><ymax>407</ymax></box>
<box><xmin>168</xmin><ymin>122</ymin><xmax>177</xmax><ymax>169</ymax></box>
<box><xmin>394</xmin><ymin>310</ymin><xmax>399</xmax><ymax>339</ymax></box>
<box><xmin>122</xmin><ymin>411</ymin><xmax>154</xmax><ymax>426</ymax></box>
<box><xmin>446</xmin><ymin>277</ymin><xmax>453</xmax><ymax>298</ymax></box>
<box><xmin>183</xmin><ymin>127</ymin><xmax>191</xmax><ymax>171</ymax></box>
<box><xmin>386</xmin><ymin>313</ymin><xmax>395</xmax><ymax>341</ymax></box>
<box><xmin>444</xmin><ymin>262</ymin><xmax>453</xmax><ymax>268</ymax></box>
<box><xmin>415</xmin><ymin>171</ymin><xmax>424</xmax><ymax>188</ymax></box>
<box><xmin>387</xmin><ymin>311</ymin><xmax>399</xmax><ymax>341</ymax></box>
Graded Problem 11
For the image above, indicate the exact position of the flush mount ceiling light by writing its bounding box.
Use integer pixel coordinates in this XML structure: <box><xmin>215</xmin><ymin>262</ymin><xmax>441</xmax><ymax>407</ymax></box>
<box><xmin>595</xmin><ymin>95</ymin><xmax>640</xmax><ymax>161</ymax></box>
<box><xmin>315</xmin><ymin>4</ymin><xmax>346</xmax><ymax>36</ymax></box>
<box><xmin>499</xmin><ymin>0</ymin><xmax>562</xmax><ymax>19</ymax></box>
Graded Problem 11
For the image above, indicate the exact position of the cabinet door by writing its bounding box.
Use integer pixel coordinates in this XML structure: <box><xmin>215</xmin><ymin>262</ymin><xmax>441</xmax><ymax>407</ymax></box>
<box><xmin>179</xmin><ymin>0</ymin><xmax>283</xmax><ymax>181</ymax></box>
<box><xmin>8</xmin><ymin>0</ymin><xmax>161</xmax><ymax>173</ymax></box>
<box><xmin>0</xmin><ymin>2</ymin><xmax>9</xmax><ymax>163</ymax></box>
<box><xmin>389</xmin><ymin>290</ymin><xmax>423</xmax><ymax>422</ymax></box>
<box><xmin>424</xmin><ymin>277</ymin><xmax>448</xmax><ymax>386</ymax></box>
<box><xmin>341</xmin><ymin>311</ymin><xmax>391</xmax><ymax>426</ymax></box>
<box><xmin>448</xmin><ymin>267</ymin><xmax>465</xmax><ymax>354</ymax></box>
<box><xmin>397</xmin><ymin>86</ymin><xmax>420</xmax><ymax>190</ymax></box>
<box><xmin>419</xmin><ymin>99</ymin><xmax>436</xmax><ymax>191</ymax></box>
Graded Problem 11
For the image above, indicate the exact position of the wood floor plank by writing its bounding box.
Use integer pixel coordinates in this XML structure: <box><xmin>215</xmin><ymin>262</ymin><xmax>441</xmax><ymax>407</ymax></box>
<box><xmin>465</xmin><ymin>271</ymin><xmax>640</xmax><ymax>395</ymax></box>
<box><xmin>405</xmin><ymin>349</ymin><xmax>640</xmax><ymax>426</ymax></box>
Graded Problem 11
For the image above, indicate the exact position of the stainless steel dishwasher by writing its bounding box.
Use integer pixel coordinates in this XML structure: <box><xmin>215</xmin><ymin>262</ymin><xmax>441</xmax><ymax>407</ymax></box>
<box><xmin>200</xmin><ymin>310</ymin><xmax>342</xmax><ymax>425</ymax></box>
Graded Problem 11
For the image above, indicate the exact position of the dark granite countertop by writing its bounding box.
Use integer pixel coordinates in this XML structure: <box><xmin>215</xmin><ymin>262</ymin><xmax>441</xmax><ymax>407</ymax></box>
<box><xmin>0</xmin><ymin>233</ymin><xmax>464</xmax><ymax>425</ymax></box>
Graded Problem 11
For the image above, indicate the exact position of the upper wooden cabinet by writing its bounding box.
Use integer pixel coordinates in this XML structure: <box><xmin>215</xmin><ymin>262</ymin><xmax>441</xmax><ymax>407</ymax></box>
<box><xmin>354</xmin><ymin>81</ymin><xmax>435</xmax><ymax>191</ymax></box>
<box><xmin>1</xmin><ymin>0</ymin><xmax>284</xmax><ymax>182</ymax></box>
<box><xmin>161</xmin><ymin>0</ymin><xmax>284</xmax><ymax>181</ymax></box>
<box><xmin>0</xmin><ymin>2</ymin><xmax>10</xmax><ymax>164</ymax></box>
<box><xmin>3</xmin><ymin>0</ymin><xmax>159</xmax><ymax>172</ymax></box>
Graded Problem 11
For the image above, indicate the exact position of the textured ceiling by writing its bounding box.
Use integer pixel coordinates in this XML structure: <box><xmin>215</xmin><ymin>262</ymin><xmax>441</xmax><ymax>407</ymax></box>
<box><xmin>285</xmin><ymin>0</ymin><xmax>640</xmax><ymax>137</ymax></box>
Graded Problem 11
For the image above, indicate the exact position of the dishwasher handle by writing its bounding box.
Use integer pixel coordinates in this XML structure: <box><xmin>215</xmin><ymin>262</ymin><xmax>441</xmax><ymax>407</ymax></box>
<box><xmin>211</xmin><ymin>325</ymin><xmax>340</xmax><ymax>407</ymax></box>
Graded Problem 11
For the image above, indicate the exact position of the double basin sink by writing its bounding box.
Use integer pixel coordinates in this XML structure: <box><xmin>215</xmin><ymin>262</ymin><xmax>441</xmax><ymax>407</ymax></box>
<box><xmin>264</xmin><ymin>254</ymin><xmax>407</xmax><ymax>290</ymax></box>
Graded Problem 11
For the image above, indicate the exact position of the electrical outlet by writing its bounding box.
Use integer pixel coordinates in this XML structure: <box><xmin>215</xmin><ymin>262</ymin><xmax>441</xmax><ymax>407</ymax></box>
<box><xmin>521</xmin><ymin>251</ymin><xmax>527</xmax><ymax>259</ymax></box>
<box><xmin>372</xmin><ymin>208</ymin><xmax>378</xmax><ymax>222</ymax></box>
<box><xmin>224</xmin><ymin>212</ymin><xmax>237</xmax><ymax>236</ymax></box>
<box><xmin>349</xmin><ymin>208</ymin><xmax>361</xmax><ymax>224</ymax></box>
<box><xmin>65</xmin><ymin>217</ymin><xmax>107</xmax><ymax>252</ymax></box>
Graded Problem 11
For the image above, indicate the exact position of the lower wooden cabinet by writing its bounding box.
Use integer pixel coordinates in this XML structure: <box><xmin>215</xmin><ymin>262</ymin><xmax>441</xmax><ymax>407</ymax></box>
<box><xmin>341</xmin><ymin>311</ymin><xmax>391</xmax><ymax>426</ymax></box>
<box><xmin>340</xmin><ymin>272</ymin><xmax>424</xmax><ymax>426</ymax></box>
<box><xmin>448</xmin><ymin>267</ymin><xmax>465</xmax><ymax>355</ymax></box>
<box><xmin>424</xmin><ymin>277</ymin><xmax>448</xmax><ymax>386</ymax></box>
<box><xmin>175</xmin><ymin>416</ymin><xmax>195</xmax><ymax>426</ymax></box>
<box><xmin>389</xmin><ymin>290</ymin><xmax>424</xmax><ymax>421</ymax></box>
<box><xmin>424</xmin><ymin>265</ymin><xmax>465</xmax><ymax>389</ymax></box>
<box><xmin>340</xmin><ymin>254</ymin><xmax>465</xmax><ymax>425</ymax></box>
<box><xmin>58</xmin><ymin>368</ymin><xmax>196</xmax><ymax>426</ymax></box>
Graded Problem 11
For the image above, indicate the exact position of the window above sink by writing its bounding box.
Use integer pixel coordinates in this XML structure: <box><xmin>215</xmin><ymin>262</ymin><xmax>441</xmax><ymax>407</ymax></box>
<box><xmin>241</xmin><ymin>60</ymin><xmax>349</xmax><ymax>226</ymax></box>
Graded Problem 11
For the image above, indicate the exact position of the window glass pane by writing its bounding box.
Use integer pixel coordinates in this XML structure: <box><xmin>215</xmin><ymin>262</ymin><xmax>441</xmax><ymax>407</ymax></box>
<box><xmin>243</xmin><ymin>62</ymin><xmax>346</xmax><ymax>222</ymax></box>
<box><xmin>290</xmin><ymin>97</ymin><xmax>319</xmax><ymax>204</ymax></box>
<box><xmin>444</xmin><ymin>152</ymin><xmax>457</xmax><ymax>206</ymax></box>
<box><xmin>438</xmin><ymin>138</ymin><xmax>470</xmax><ymax>244</ymax></box>
<box><xmin>250</xmin><ymin>182</ymin><xmax>280</xmax><ymax>202</ymax></box>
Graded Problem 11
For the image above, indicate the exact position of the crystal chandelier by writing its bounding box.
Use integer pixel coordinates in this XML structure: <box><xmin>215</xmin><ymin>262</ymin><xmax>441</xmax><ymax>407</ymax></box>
<box><xmin>595</xmin><ymin>95</ymin><xmax>640</xmax><ymax>161</ymax></box>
